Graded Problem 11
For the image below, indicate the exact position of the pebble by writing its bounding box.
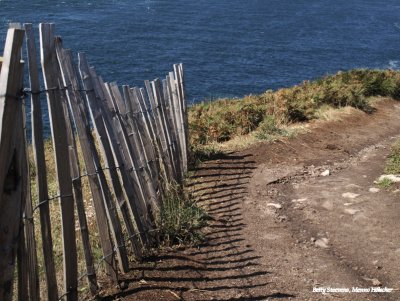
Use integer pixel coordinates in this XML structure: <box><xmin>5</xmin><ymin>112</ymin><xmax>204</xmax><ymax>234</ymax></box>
<box><xmin>369</xmin><ymin>187</ymin><xmax>380</xmax><ymax>193</ymax></box>
<box><xmin>322</xmin><ymin>200</ymin><xmax>334</xmax><ymax>210</ymax></box>
<box><xmin>267</xmin><ymin>203</ymin><xmax>282</xmax><ymax>209</ymax></box>
<box><xmin>320</xmin><ymin>170</ymin><xmax>330</xmax><ymax>177</ymax></box>
<box><xmin>292</xmin><ymin>198</ymin><xmax>308</xmax><ymax>203</ymax></box>
<box><xmin>362</xmin><ymin>277</ymin><xmax>382</xmax><ymax>286</ymax></box>
<box><xmin>342</xmin><ymin>192</ymin><xmax>361</xmax><ymax>199</ymax></box>
<box><xmin>315</xmin><ymin>238</ymin><xmax>329</xmax><ymax>248</ymax></box>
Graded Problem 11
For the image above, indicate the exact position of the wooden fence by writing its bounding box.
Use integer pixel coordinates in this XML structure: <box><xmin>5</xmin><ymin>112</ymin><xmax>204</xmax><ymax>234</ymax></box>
<box><xmin>0</xmin><ymin>23</ymin><xmax>188</xmax><ymax>301</ymax></box>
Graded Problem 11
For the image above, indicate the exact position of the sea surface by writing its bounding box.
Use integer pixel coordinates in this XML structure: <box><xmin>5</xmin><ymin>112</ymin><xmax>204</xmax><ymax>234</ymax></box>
<box><xmin>1</xmin><ymin>0</ymin><xmax>400</xmax><ymax>103</ymax></box>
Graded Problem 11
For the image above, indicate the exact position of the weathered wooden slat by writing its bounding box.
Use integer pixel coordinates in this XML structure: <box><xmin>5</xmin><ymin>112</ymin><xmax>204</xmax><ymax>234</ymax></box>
<box><xmin>158</xmin><ymin>78</ymin><xmax>178</xmax><ymax>182</ymax></box>
<box><xmin>164</xmin><ymin>77</ymin><xmax>182</xmax><ymax>184</ymax></box>
<box><xmin>39</xmin><ymin>23</ymin><xmax>78</xmax><ymax>301</ymax></box>
<box><xmin>174</xmin><ymin>64</ymin><xmax>188</xmax><ymax>174</ymax></box>
<box><xmin>138</xmin><ymin>87</ymin><xmax>158</xmax><ymax>148</ymax></box>
<box><xmin>167</xmin><ymin>72</ymin><xmax>184</xmax><ymax>179</ymax></box>
<box><xmin>0</xmin><ymin>27</ymin><xmax>26</xmax><ymax>301</ymax></box>
<box><xmin>20</xmin><ymin>32</ymin><xmax>40</xmax><ymax>297</ymax></box>
<box><xmin>55</xmin><ymin>43</ymin><xmax>129</xmax><ymax>275</ymax></box>
<box><xmin>151</xmin><ymin>79</ymin><xmax>176</xmax><ymax>183</ymax></box>
<box><xmin>17</xmin><ymin>222</ymin><xmax>28</xmax><ymax>301</ymax></box>
<box><xmin>18</xmin><ymin>73</ymin><xmax>29</xmax><ymax>301</ymax></box>
<box><xmin>24</xmin><ymin>23</ymin><xmax>58</xmax><ymax>301</ymax></box>
<box><xmin>79</xmin><ymin>56</ymin><xmax>152</xmax><ymax>247</ymax></box>
<box><xmin>167</xmin><ymin>71</ymin><xmax>185</xmax><ymax>180</ymax></box>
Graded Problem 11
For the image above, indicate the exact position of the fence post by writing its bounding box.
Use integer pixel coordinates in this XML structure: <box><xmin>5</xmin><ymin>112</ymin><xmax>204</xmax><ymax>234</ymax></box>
<box><xmin>24</xmin><ymin>23</ymin><xmax>58</xmax><ymax>301</ymax></box>
<box><xmin>0</xmin><ymin>26</ymin><xmax>25</xmax><ymax>301</ymax></box>
<box><xmin>39</xmin><ymin>23</ymin><xmax>78</xmax><ymax>301</ymax></box>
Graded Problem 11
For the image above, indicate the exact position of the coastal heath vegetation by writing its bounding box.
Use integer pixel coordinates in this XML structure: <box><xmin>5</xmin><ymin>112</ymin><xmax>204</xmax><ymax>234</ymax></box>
<box><xmin>189</xmin><ymin>69</ymin><xmax>400</xmax><ymax>149</ymax></box>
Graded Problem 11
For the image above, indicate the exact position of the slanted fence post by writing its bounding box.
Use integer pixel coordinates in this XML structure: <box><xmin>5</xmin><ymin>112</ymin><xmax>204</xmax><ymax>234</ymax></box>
<box><xmin>39</xmin><ymin>23</ymin><xmax>78</xmax><ymax>301</ymax></box>
<box><xmin>0</xmin><ymin>26</ymin><xmax>26</xmax><ymax>301</ymax></box>
<box><xmin>25</xmin><ymin>23</ymin><xmax>58</xmax><ymax>301</ymax></box>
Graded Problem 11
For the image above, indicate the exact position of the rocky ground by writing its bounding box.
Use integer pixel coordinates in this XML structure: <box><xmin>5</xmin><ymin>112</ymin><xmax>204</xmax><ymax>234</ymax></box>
<box><xmin>102</xmin><ymin>98</ymin><xmax>400</xmax><ymax>301</ymax></box>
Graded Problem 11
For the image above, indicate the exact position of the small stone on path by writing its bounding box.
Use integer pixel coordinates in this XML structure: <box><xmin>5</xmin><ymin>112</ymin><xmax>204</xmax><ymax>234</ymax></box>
<box><xmin>267</xmin><ymin>203</ymin><xmax>282</xmax><ymax>209</ymax></box>
<box><xmin>315</xmin><ymin>238</ymin><xmax>329</xmax><ymax>248</ymax></box>
<box><xmin>320</xmin><ymin>170</ymin><xmax>330</xmax><ymax>177</ymax></box>
<box><xmin>362</xmin><ymin>277</ymin><xmax>382</xmax><ymax>286</ymax></box>
<box><xmin>342</xmin><ymin>192</ymin><xmax>360</xmax><ymax>199</ymax></box>
<box><xmin>291</xmin><ymin>198</ymin><xmax>307</xmax><ymax>203</ymax></box>
<box><xmin>369</xmin><ymin>187</ymin><xmax>380</xmax><ymax>193</ymax></box>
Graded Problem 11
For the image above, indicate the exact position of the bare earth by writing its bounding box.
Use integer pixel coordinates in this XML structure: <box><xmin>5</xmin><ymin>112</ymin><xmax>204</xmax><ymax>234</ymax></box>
<box><xmin>102</xmin><ymin>98</ymin><xmax>400</xmax><ymax>301</ymax></box>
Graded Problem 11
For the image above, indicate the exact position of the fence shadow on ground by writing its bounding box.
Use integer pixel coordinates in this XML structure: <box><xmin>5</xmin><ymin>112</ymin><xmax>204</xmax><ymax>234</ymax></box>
<box><xmin>102</xmin><ymin>152</ymin><xmax>296</xmax><ymax>300</ymax></box>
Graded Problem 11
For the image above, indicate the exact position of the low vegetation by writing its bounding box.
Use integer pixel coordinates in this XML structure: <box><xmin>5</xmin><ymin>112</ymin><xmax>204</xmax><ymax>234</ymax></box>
<box><xmin>376</xmin><ymin>177</ymin><xmax>395</xmax><ymax>189</ymax></box>
<box><xmin>384</xmin><ymin>139</ymin><xmax>400</xmax><ymax>174</ymax></box>
<box><xmin>158</xmin><ymin>185</ymin><xmax>208</xmax><ymax>245</ymax></box>
<box><xmin>189</xmin><ymin>69</ymin><xmax>400</xmax><ymax>147</ymax></box>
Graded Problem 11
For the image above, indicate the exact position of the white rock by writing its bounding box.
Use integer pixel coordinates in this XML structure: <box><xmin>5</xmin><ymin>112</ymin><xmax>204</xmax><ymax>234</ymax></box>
<box><xmin>267</xmin><ymin>203</ymin><xmax>282</xmax><ymax>209</ymax></box>
<box><xmin>322</xmin><ymin>200</ymin><xmax>333</xmax><ymax>210</ymax></box>
<box><xmin>291</xmin><ymin>198</ymin><xmax>307</xmax><ymax>203</ymax></box>
<box><xmin>320</xmin><ymin>170</ymin><xmax>330</xmax><ymax>177</ymax></box>
<box><xmin>369</xmin><ymin>187</ymin><xmax>380</xmax><ymax>193</ymax></box>
<box><xmin>342</xmin><ymin>192</ymin><xmax>361</xmax><ymax>199</ymax></box>
<box><xmin>378</xmin><ymin>174</ymin><xmax>400</xmax><ymax>182</ymax></box>
<box><xmin>315</xmin><ymin>238</ymin><xmax>329</xmax><ymax>248</ymax></box>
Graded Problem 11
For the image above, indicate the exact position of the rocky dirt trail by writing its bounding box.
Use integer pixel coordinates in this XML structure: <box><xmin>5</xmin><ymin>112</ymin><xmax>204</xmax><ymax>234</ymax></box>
<box><xmin>103</xmin><ymin>99</ymin><xmax>400</xmax><ymax>301</ymax></box>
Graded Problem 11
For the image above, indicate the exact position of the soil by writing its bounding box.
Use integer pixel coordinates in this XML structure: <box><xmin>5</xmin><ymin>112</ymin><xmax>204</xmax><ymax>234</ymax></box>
<box><xmin>101</xmin><ymin>98</ymin><xmax>400</xmax><ymax>301</ymax></box>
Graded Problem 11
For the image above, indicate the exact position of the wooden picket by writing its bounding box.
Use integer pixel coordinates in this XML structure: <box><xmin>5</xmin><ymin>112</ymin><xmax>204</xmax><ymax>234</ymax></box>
<box><xmin>0</xmin><ymin>23</ymin><xmax>189</xmax><ymax>300</ymax></box>
<box><xmin>0</xmin><ymin>26</ymin><xmax>26</xmax><ymax>301</ymax></box>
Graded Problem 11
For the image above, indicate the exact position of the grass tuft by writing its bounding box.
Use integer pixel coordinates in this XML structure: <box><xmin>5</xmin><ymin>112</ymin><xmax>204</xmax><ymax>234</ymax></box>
<box><xmin>384</xmin><ymin>139</ymin><xmax>400</xmax><ymax>174</ymax></box>
<box><xmin>157</xmin><ymin>186</ymin><xmax>208</xmax><ymax>246</ymax></box>
<box><xmin>376</xmin><ymin>177</ymin><xmax>395</xmax><ymax>189</ymax></box>
<box><xmin>255</xmin><ymin>115</ymin><xmax>288</xmax><ymax>140</ymax></box>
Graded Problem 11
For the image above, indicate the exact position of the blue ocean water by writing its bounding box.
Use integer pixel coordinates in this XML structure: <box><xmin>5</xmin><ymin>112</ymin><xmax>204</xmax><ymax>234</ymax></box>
<box><xmin>1</xmin><ymin>0</ymin><xmax>400</xmax><ymax>104</ymax></box>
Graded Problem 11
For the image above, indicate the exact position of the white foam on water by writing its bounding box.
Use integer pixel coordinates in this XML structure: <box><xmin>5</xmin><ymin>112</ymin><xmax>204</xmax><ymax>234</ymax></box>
<box><xmin>388</xmin><ymin>60</ymin><xmax>400</xmax><ymax>70</ymax></box>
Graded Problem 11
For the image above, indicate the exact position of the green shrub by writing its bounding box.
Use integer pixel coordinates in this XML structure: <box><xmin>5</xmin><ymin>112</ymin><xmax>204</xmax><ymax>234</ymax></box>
<box><xmin>189</xmin><ymin>69</ymin><xmax>400</xmax><ymax>146</ymax></box>
<box><xmin>255</xmin><ymin>115</ymin><xmax>285</xmax><ymax>140</ymax></box>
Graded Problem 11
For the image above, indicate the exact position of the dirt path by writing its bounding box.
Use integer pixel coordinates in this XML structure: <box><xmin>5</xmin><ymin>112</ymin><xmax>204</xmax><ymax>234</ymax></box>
<box><xmin>103</xmin><ymin>99</ymin><xmax>400</xmax><ymax>301</ymax></box>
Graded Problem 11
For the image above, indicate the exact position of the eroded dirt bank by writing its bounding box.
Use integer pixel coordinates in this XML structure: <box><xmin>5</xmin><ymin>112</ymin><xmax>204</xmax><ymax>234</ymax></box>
<box><xmin>103</xmin><ymin>99</ymin><xmax>400</xmax><ymax>301</ymax></box>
